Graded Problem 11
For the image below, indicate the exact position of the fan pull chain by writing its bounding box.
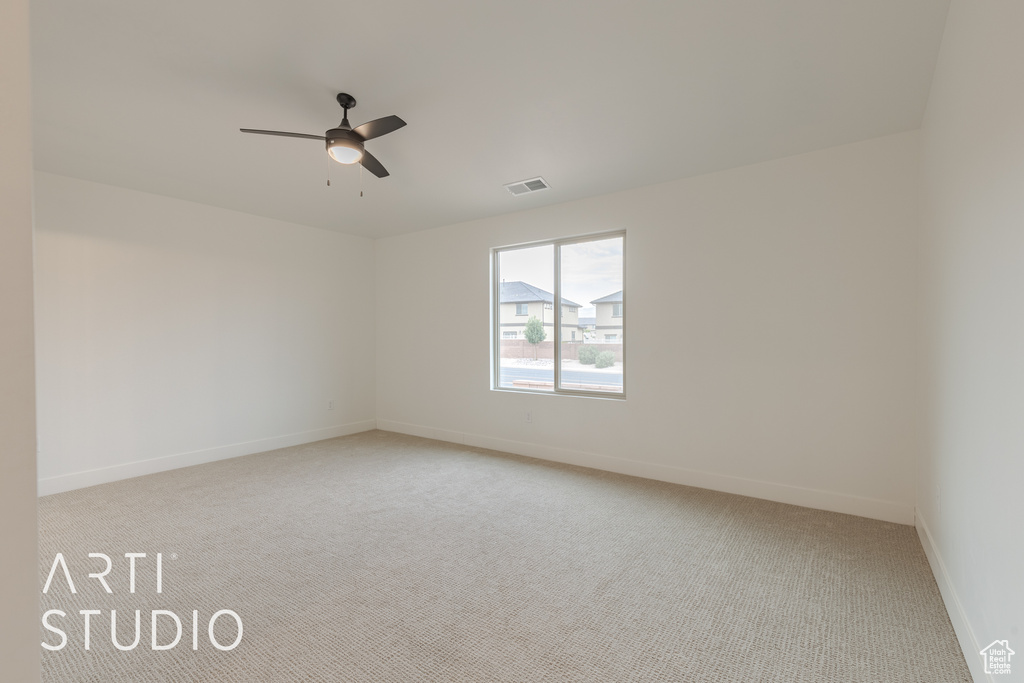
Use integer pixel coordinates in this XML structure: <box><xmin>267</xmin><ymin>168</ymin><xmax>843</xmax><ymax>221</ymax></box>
<box><xmin>360</xmin><ymin>161</ymin><xmax>364</xmax><ymax>197</ymax></box>
<box><xmin>326</xmin><ymin>153</ymin><xmax>331</xmax><ymax>187</ymax></box>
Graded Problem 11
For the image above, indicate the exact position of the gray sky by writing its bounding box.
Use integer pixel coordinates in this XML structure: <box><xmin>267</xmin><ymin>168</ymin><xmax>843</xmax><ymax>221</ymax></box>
<box><xmin>497</xmin><ymin>236</ymin><xmax>622</xmax><ymax>316</ymax></box>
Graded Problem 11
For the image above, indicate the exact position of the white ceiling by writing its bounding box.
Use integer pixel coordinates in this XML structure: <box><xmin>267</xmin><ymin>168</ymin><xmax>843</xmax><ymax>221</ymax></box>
<box><xmin>30</xmin><ymin>0</ymin><xmax>950</xmax><ymax>239</ymax></box>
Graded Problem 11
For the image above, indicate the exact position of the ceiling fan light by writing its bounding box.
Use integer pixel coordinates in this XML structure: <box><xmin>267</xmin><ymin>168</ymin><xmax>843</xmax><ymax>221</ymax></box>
<box><xmin>327</xmin><ymin>137</ymin><xmax>364</xmax><ymax>164</ymax></box>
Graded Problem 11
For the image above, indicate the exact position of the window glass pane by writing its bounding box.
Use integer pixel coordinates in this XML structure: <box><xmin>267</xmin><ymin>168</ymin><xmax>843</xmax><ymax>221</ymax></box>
<box><xmin>559</xmin><ymin>236</ymin><xmax>624</xmax><ymax>394</ymax></box>
<box><xmin>497</xmin><ymin>244</ymin><xmax>554</xmax><ymax>391</ymax></box>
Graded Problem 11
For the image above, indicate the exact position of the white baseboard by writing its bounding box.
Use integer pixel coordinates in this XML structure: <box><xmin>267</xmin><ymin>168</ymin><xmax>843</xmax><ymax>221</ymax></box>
<box><xmin>916</xmin><ymin>509</ymin><xmax>988</xmax><ymax>683</ymax></box>
<box><xmin>37</xmin><ymin>420</ymin><xmax>377</xmax><ymax>497</ymax></box>
<box><xmin>375</xmin><ymin>419</ymin><xmax>915</xmax><ymax>525</ymax></box>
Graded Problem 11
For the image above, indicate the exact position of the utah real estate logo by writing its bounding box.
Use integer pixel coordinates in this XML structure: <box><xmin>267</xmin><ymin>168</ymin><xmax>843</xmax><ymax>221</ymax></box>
<box><xmin>979</xmin><ymin>639</ymin><xmax>1014</xmax><ymax>676</ymax></box>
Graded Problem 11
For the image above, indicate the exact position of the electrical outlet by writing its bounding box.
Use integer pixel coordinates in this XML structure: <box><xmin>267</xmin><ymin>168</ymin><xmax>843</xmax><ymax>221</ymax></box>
<box><xmin>328</xmin><ymin>400</ymin><xmax>335</xmax><ymax>411</ymax></box>
<box><xmin>525</xmin><ymin>411</ymin><xmax>533</xmax><ymax>424</ymax></box>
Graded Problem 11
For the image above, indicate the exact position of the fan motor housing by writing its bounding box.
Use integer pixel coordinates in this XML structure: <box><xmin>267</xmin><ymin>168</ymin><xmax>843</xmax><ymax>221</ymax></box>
<box><xmin>326</xmin><ymin>128</ymin><xmax>365</xmax><ymax>164</ymax></box>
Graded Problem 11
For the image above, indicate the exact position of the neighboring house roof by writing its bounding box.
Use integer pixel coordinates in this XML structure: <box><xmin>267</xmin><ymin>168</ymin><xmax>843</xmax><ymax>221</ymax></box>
<box><xmin>500</xmin><ymin>281</ymin><xmax>581</xmax><ymax>307</ymax></box>
<box><xmin>578</xmin><ymin>317</ymin><xmax>596</xmax><ymax>327</ymax></box>
<box><xmin>591</xmin><ymin>290</ymin><xmax>622</xmax><ymax>304</ymax></box>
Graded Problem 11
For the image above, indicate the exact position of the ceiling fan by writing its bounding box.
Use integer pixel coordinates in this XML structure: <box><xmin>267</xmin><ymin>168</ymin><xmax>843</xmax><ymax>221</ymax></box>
<box><xmin>241</xmin><ymin>93</ymin><xmax>406</xmax><ymax>178</ymax></box>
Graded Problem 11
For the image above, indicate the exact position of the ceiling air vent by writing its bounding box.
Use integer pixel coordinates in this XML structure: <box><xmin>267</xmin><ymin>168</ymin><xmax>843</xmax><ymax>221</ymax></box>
<box><xmin>504</xmin><ymin>177</ymin><xmax>550</xmax><ymax>196</ymax></box>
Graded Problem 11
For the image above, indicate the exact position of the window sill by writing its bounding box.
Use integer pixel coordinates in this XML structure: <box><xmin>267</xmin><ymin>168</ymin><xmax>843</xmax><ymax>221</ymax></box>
<box><xmin>492</xmin><ymin>386</ymin><xmax>626</xmax><ymax>400</ymax></box>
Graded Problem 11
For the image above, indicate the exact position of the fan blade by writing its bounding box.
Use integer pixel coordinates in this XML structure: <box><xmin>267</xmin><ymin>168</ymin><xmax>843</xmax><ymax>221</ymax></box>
<box><xmin>240</xmin><ymin>129</ymin><xmax>325</xmax><ymax>141</ymax></box>
<box><xmin>352</xmin><ymin>115</ymin><xmax>406</xmax><ymax>141</ymax></box>
<box><xmin>359</xmin><ymin>150</ymin><xmax>389</xmax><ymax>178</ymax></box>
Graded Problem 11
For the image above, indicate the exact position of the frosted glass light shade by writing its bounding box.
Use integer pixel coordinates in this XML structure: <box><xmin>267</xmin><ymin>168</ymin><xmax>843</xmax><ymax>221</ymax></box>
<box><xmin>328</xmin><ymin>139</ymin><xmax>364</xmax><ymax>164</ymax></box>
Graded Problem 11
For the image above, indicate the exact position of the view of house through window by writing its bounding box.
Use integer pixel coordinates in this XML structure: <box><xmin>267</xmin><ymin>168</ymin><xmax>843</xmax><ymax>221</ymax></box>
<box><xmin>494</xmin><ymin>233</ymin><xmax>624</xmax><ymax>396</ymax></box>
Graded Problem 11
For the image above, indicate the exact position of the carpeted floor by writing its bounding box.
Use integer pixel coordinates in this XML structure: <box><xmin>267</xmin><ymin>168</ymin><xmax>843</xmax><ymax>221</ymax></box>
<box><xmin>38</xmin><ymin>430</ymin><xmax>970</xmax><ymax>682</ymax></box>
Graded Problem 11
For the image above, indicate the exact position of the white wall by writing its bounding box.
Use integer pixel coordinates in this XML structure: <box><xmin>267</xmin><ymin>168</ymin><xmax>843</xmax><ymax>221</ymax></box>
<box><xmin>918</xmin><ymin>1</ymin><xmax>1024</xmax><ymax>680</ymax></box>
<box><xmin>376</xmin><ymin>131</ymin><xmax>922</xmax><ymax>524</ymax></box>
<box><xmin>0</xmin><ymin>0</ymin><xmax>40</xmax><ymax>678</ymax></box>
<box><xmin>34</xmin><ymin>173</ymin><xmax>376</xmax><ymax>494</ymax></box>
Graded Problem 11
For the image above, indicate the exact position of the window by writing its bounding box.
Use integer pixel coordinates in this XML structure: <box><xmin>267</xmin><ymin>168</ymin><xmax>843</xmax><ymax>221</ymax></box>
<box><xmin>493</xmin><ymin>232</ymin><xmax>624</xmax><ymax>397</ymax></box>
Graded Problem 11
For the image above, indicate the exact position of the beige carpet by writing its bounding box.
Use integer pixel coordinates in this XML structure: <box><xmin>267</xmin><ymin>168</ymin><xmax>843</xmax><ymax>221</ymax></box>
<box><xmin>38</xmin><ymin>430</ymin><xmax>970</xmax><ymax>682</ymax></box>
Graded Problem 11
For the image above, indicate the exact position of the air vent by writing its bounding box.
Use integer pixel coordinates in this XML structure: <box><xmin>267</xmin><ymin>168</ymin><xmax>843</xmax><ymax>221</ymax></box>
<box><xmin>504</xmin><ymin>176</ymin><xmax>550</xmax><ymax>196</ymax></box>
